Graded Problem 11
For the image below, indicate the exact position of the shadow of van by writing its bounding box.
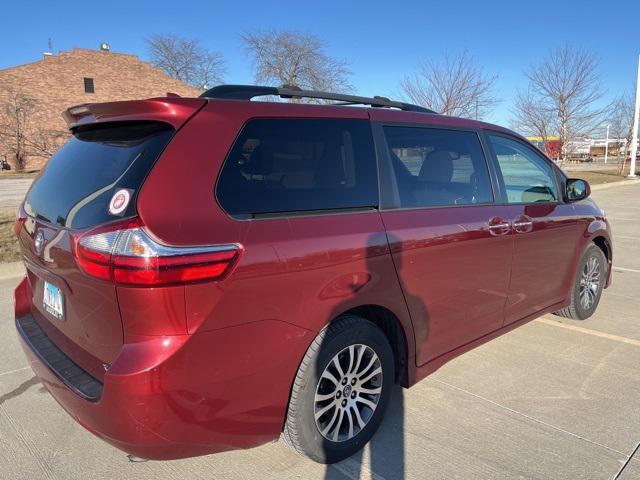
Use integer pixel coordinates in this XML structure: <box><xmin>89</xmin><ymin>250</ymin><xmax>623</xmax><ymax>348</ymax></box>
<box><xmin>313</xmin><ymin>230</ymin><xmax>429</xmax><ymax>479</ymax></box>
<box><xmin>323</xmin><ymin>385</ymin><xmax>405</xmax><ymax>480</ymax></box>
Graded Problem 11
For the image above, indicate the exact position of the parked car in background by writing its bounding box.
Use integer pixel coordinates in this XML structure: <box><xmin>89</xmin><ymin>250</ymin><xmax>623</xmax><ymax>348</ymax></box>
<box><xmin>14</xmin><ymin>85</ymin><xmax>612</xmax><ymax>464</ymax></box>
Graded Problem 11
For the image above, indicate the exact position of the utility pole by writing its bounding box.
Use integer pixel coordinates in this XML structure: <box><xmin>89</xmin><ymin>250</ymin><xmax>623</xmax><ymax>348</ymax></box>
<box><xmin>629</xmin><ymin>54</ymin><xmax>640</xmax><ymax>178</ymax></box>
<box><xmin>604</xmin><ymin>124</ymin><xmax>609</xmax><ymax>164</ymax></box>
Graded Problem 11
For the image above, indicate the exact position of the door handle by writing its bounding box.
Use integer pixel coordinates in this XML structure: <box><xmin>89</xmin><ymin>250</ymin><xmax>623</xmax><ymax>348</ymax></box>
<box><xmin>488</xmin><ymin>217</ymin><xmax>511</xmax><ymax>236</ymax></box>
<box><xmin>513</xmin><ymin>215</ymin><xmax>533</xmax><ymax>234</ymax></box>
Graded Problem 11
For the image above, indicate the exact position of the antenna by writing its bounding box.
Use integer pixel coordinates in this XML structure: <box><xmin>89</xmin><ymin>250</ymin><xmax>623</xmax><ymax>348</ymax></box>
<box><xmin>48</xmin><ymin>38</ymin><xmax>52</xmax><ymax>52</ymax></box>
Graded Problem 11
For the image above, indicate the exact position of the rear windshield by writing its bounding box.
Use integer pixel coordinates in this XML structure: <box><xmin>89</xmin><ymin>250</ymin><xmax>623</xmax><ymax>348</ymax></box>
<box><xmin>24</xmin><ymin>122</ymin><xmax>173</xmax><ymax>229</ymax></box>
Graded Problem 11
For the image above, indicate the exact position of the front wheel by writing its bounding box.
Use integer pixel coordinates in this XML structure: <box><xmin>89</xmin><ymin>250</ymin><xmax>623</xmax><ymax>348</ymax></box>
<box><xmin>282</xmin><ymin>315</ymin><xmax>395</xmax><ymax>464</ymax></box>
<box><xmin>554</xmin><ymin>244</ymin><xmax>607</xmax><ymax>320</ymax></box>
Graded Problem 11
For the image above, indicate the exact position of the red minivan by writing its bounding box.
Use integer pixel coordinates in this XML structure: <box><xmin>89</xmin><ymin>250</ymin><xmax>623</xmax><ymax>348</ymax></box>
<box><xmin>14</xmin><ymin>85</ymin><xmax>612</xmax><ymax>463</ymax></box>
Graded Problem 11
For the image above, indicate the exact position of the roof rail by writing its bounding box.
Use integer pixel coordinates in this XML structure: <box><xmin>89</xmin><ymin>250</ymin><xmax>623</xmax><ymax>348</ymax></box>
<box><xmin>199</xmin><ymin>84</ymin><xmax>437</xmax><ymax>114</ymax></box>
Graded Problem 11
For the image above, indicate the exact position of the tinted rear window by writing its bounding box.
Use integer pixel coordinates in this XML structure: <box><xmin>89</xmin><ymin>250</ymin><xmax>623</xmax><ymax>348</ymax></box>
<box><xmin>24</xmin><ymin>122</ymin><xmax>173</xmax><ymax>229</ymax></box>
<box><xmin>216</xmin><ymin>119</ymin><xmax>378</xmax><ymax>218</ymax></box>
<box><xmin>384</xmin><ymin>127</ymin><xmax>493</xmax><ymax>208</ymax></box>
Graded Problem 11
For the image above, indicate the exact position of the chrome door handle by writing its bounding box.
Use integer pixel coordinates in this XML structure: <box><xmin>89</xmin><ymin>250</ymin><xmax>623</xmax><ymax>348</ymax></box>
<box><xmin>488</xmin><ymin>217</ymin><xmax>511</xmax><ymax>236</ymax></box>
<box><xmin>513</xmin><ymin>215</ymin><xmax>534</xmax><ymax>233</ymax></box>
<box><xmin>513</xmin><ymin>220</ymin><xmax>533</xmax><ymax>228</ymax></box>
<box><xmin>489</xmin><ymin>222</ymin><xmax>511</xmax><ymax>229</ymax></box>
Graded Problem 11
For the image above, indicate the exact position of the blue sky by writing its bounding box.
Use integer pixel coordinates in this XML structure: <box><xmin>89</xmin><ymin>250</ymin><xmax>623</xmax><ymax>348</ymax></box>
<box><xmin>2</xmin><ymin>0</ymin><xmax>639</xmax><ymax>128</ymax></box>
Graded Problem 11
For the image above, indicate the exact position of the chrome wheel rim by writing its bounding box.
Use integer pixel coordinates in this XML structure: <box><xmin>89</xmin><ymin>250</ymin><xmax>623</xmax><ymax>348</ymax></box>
<box><xmin>579</xmin><ymin>256</ymin><xmax>601</xmax><ymax>310</ymax></box>
<box><xmin>314</xmin><ymin>344</ymin><xmax>383</xmax><ymax>442</ymax></box>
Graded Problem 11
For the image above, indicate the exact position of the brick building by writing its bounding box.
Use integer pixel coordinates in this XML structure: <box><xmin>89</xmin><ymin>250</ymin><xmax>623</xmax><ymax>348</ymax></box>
<box><xmin>0</xmin><ymin>46</ymin><xmax>201</xmax><ymax>170</ymax></box>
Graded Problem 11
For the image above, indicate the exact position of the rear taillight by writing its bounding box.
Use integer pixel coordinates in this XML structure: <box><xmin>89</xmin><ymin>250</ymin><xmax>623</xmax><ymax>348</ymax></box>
<box><xmin>71</xmin><ymin>218</ymin><xmax>240</xmax><ymax>286</ymax></box>
<box><xmin>15</xmin><ymin>208</ymin><xmax>26</xmax><ymax>237</ymax></box>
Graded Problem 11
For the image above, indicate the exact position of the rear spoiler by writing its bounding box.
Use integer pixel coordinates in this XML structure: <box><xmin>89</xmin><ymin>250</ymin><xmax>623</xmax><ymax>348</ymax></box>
<box><xmin>62</xmin><ymin>97</ymin><xmax>207</xmax><ymax>130</ymax></box>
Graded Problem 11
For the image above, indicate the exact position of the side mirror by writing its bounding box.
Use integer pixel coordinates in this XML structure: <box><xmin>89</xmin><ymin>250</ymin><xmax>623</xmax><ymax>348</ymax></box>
<box><xmin>566</xmin><ymin>178</ymin><xmax>590</xmax><ymax>202</ymax></box>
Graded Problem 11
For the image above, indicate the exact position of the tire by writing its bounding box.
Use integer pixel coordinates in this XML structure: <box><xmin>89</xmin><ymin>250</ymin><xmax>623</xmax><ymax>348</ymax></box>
<box><xmin>554</xmin><ymin>244</ymin><xmax>607</xmax><ymax>320</ymax></box>
<box><xmin>282</xmin><ymin>315</ymin><xmax>395</xmax><ymax>464</ymax></box>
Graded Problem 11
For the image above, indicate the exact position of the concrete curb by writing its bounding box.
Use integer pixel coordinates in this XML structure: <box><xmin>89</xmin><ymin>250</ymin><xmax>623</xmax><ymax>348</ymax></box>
<box><xmin>591</xmin><ymin>179</ymin><xmax>640</xmax><ymax>191</ymax></box>
<box><xmin>0</xmin><ymin>261</ymin><xmax>24</xmax><ymax>280</ymax></box>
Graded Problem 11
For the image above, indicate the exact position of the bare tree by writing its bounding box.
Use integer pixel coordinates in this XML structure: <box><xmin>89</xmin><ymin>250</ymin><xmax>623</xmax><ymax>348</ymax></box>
<box><xmin>0</xmin><ymin>89</ymin><xmax>31</xmax><ymax>170</ymax></box>
<box><xmin>400</xmin><ymin>50</ymin><xmax>498</xmax><ymax>118</ymax></box>
<box><xmin>512</xmin><ymin>89</ymin><xmax>557</xmax><ymax>139</ymax></box>
<box><xmin>26</xmin><ymin>128</ymin><xmax>67</xmax><ymax>158</ymax></box>
<box><xmin>511</xmin><ymin>89</ymin><xmax>558</xmax><ymax>156</ymax></box>
<box><xmin>609</xmin><ymin>91</ymin><xmax>635</xmax><ymax>156</ymax></box>
<box><xmin>0</xmin><ymin>88</ymin><xmax>66</xmax><ymax>170</ymax></box>
<box><xmin>146</xmin><ymin>34</ymin><xmax>226</xmax><ymax>89</ymax></box>
<box><xmin>525</xmin><ymin>45</ymin><xmax>607</xmax><ymax>162</ymax></box>
<box><xmin>242</xmin><ymin>29</ymin><xmax>351</xmax><ymax>93</ymax></box>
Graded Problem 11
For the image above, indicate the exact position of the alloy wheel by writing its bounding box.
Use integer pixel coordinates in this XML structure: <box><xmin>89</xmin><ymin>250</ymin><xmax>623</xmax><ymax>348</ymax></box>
<box><xmin>579</xmin><ymin>256</ymin><xmax>601</xmax><ymax>310</ymax></box>
<box><xmin>314</xmin><ymin>344</ymin><xmax>383</xmax><ymax>442</ymax></box>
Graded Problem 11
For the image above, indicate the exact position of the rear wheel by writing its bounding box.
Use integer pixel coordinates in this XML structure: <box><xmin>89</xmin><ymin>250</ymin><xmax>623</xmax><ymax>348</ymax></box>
<box><xmin>554</xmin><ymin>244</ymin><xmax>607</xmax><ymax>320</ymax></box>
<box><xmin>282</xmin><ymin>315</ymin><xmax>394</xmax><ymax>464</ymax></box>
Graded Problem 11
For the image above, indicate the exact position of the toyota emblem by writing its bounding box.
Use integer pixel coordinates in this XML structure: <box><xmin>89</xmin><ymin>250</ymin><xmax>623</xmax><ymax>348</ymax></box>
<box><xmin>34</xmin><ymin>230</ymin><xmax>45</xmax><ymax>255</ymax></box>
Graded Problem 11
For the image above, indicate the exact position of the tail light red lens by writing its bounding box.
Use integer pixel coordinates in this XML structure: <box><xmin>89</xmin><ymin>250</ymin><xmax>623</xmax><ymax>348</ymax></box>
<box><xmin>71</xmin><ymin>218</ymin><xmax>240</xmax><ymax>286</ymax></box>
<box><xmin>15</xmin><ymin>208</ymin><xmax>26</xmax><ymax>237</ymax></box>
<box><xmin>112</xmin><ymin>250</ymin><xmax>237</xmax><ymax>285</ymax></box>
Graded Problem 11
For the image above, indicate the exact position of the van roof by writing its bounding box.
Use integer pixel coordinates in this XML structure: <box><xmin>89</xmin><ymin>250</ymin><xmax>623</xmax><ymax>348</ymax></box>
<box><xmin>196</xmin><ymin>85</ymin><xmax>516</xmax><ymax>137</ymax></box>
<box><xmin>62</xmin><ymin>85</ymin><xmax>519</xmax><ymax>141</ymax></box>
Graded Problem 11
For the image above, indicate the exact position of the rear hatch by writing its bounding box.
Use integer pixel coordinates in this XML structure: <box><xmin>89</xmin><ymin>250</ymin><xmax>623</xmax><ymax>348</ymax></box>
<box><xmin>16</xmin><ymin>98</ymin><xmax>205</xmax><ymax>375</ymax></box>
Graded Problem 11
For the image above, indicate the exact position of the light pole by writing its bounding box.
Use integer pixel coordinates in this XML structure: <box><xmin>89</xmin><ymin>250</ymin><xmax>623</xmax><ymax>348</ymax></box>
<box><xmin>629</xmin><ymin>54</ymin><xmax>640</xmax><ymax>178</ymax></box>
<box><xmin>604</xmin><ymin>124</ymin><xmax>609</xmax><ymax>164</ymax></box>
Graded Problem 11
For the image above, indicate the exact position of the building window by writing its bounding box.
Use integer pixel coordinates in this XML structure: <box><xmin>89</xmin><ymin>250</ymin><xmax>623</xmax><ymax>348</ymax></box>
<box><xmin>84</xmin><ymin>77</ymin><xmax>95</xmax><ymax>93</ymax></box>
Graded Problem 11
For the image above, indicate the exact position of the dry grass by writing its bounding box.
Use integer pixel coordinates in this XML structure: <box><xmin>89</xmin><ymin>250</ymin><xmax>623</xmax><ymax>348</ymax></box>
<box><xmin>570</xmin><ymin>170</ymin><xmax>626</xmax><ymax>186</ymax></box>
<box><xmin>0</xmin><ymin>171</ymin><xmax>39</xmax><ymax>179</ymax></box>
<box><xmin>0</xmin><ymin>214</ymin><xmax>21</xmax><ymax>263</ymax></box>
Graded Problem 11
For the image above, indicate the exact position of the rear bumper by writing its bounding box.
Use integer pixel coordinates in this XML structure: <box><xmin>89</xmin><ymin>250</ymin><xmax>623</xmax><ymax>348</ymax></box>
<box><xmin>16</xmin><ymin>318</ymin><xmax>183</xmax><ymax>458</ymax></box>
<box><xmin>16</xmin><ymin>315</ymin><xmax>103</xmax><ymax>401</ymax></box>
<box><xmin>14</xmin><ymin>277</ymin><xmax>312</xmax><ymax>460</ymax></box>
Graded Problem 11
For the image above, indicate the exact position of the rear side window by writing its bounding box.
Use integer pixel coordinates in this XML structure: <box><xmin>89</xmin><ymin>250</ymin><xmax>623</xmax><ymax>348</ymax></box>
<box><xmin>216</xmin><ymin>119</ymin><xmax>378</xmax><ymax>218</ymax></box>
<box><xmin>24</xmin><ymin>122</ymin><xmax>173</xmax><ymax>229</ymax></box>
<box><xmin>383</xmin><ymin>127</ymin><xmax>493</xmax><ymax>208</ymax></box>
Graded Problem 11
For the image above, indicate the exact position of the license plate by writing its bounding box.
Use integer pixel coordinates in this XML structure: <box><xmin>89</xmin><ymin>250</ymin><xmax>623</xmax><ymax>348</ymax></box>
<box><xmin>43</xmin><ymin>281</ymin><xmax>64</xmax><ymax>320</ymax></box>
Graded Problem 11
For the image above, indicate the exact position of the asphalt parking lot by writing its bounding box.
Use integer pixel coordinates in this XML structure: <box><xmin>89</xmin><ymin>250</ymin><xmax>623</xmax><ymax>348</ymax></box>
<box><xmin>1</xmin><ymin>182</ymin><xmax>639</xmax><ymax>480</ymax></box>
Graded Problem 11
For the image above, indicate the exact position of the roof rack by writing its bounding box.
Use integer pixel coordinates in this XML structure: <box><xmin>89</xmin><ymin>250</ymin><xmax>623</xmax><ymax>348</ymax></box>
<box><xmin>199</xmin><ymin>84</ymin><xmax>437</xmax><ymax>114</ymax></box>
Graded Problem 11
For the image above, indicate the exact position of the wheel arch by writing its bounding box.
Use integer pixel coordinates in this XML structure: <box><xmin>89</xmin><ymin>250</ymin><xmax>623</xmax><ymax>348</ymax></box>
<box><xmin>592</xmin><ymin>235</ymin><xmax>611</xmax><ymax>262</ymax></box>
<box><xmin>339</xmin><ymin>304</ymin><xmax>411</xmax><ymax>387</ymax></box>
<box><xmin>281</xmin><ymin>302</ymin><xmax>414</xmax><ymax>437</ymax></box>
<box><xmin>588</xmin><ymin>232</ymin><xmax>612</xmax><ymax>288</ymax></box>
